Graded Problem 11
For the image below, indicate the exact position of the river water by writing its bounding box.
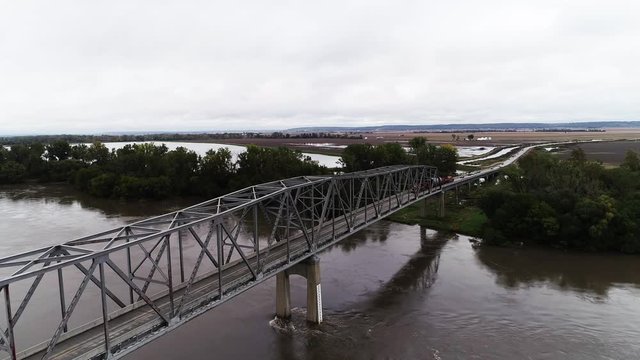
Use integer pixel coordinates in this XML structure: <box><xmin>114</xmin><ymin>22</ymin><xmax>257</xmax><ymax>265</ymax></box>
<box><xmin>1</xmin><ymin>184</ymin><xmax>640</xmax><ymax>359</ymax></box>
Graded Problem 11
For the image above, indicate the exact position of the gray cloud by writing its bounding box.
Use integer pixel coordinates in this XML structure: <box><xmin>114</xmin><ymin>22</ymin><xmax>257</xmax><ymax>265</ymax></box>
<box><xmin>0</xmin><ymin>0</ymin><xmax>639</xmax><ymax>134</ymax></box>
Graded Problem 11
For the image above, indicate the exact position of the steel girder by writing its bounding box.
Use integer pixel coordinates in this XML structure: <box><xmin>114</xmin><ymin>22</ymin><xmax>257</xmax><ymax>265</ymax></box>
<box><xmin>0</xmin><ymin>165</ymin><xmax>438</xmax><ymax>360</ymax></box>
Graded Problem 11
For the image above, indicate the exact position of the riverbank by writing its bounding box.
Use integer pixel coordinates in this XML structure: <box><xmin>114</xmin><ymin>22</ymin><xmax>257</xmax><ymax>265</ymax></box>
<box><xmin>388</xmin><ymin>199</ymin><xmax>487</xmax><ymax>238</ymax></box>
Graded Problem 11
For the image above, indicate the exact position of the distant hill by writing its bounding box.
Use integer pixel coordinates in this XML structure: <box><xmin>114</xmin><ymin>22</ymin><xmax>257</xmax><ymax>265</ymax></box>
<box><xmin>287</xmin><ymin>121</ymin><xmax>640</xmax><ymax>133</ymax></box>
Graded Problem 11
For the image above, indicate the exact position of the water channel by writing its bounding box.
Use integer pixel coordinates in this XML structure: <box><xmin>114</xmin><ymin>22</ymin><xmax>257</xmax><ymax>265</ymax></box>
<box><xmin>1</xmin><ymin>184</ymin><xmax>639</xmax><ymax>359</ymax></box>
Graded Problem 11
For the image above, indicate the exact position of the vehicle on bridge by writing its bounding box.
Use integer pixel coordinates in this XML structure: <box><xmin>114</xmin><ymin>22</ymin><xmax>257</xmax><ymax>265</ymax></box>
<box><xmin>412</xmin><ymin>176</ymin><xmax>454</xmax><ymax>195</ymax></box>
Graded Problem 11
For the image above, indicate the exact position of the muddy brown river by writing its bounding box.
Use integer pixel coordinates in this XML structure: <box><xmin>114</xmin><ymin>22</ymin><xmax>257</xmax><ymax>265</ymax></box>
<box><xmin>1</xmin><ymin>184</ymin><xmax>639</xmax><ymax>359</ymax></box>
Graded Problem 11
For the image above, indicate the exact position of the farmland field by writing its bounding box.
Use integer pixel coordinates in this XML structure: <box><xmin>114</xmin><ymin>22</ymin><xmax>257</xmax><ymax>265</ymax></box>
<box><xmin>555</xmin><ymin>140</ymin><xmax>640</xmax><ymax>165</ymax></box>
<box><xmin>204</xmin><ymin>128</ymin><xmax>640</xmax><ymax>155</ymax></box>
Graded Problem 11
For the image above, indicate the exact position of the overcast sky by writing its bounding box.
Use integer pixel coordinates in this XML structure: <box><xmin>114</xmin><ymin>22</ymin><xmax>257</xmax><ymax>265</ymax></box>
<box><xmin>0</xmin><ymin>0</ymin><xmax>639</xmax><ymax>134</ymax></box>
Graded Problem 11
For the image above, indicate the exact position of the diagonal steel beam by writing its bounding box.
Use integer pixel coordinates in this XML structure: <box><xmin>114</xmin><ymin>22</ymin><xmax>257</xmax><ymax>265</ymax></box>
<box><xmin>176</xmin><ymin>223</ymin><xmax>216</xmax><ymax>315</ymax></box>
<box><xmin>221</xmin><ymin>224</ymin><xmax>256</xmax><ymax>280</ymax></box>
<box><xmin>60</xmin><ymin>250</ymin><xmax>127</xmax><ymax>309</ymax></box>
<box><xmin>138</xmin><ymin>238</ymin><xmax>170</xmax><ymax>298</ymax></box>
<box><xmin>131</xmin><ymin>237</ymin><xmax>165</xmax><ymax>275</ymax></box>
<box><xmin>285</xmin><ymin>191</ymin><xmax>312</xmax><ymax>249</ymax></box>
<box><xmin>43</xmin><ymin>260</ymin><xmax>99</xmax><ymax>359</ymax></box>
<box><xmin>105</xmin><ymin>259</ymin><xmax>169</xmax><ymax>324</ymax></box>
<box><xmin>188</xmin><ymin>227</ymin><xmax>219</xmax><ymax>269</ymax></box>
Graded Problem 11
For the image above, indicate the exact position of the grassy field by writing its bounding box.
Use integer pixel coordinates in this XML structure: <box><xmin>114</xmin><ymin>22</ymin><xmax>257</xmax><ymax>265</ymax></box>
<box><xmin>388</xmin><ymin>194</ymin><xmax>487</xmax><ymax>237</ymax></box>
<box><xmin>457</xmin><ymin>164</ymin><xmax>479</xmax><ymax>172</ymax></box>
<box><xmin>554</xmin><ymin>140</ymin><xmax>640</xmax><ymax>165</ymax></box>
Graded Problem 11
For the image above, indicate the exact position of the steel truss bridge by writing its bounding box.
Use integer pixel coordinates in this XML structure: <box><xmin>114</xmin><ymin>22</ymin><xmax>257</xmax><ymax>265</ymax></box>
<box><xmin>0</xmin><ymin>164</ymin><xmax>464</xmax><ymax>360</ymax></box>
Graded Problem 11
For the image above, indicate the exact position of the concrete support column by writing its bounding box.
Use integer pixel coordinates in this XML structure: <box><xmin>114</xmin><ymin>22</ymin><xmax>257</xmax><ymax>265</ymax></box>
<box><xmin>438</xmin><ymin>191</ymin><xmax>445</xmax><ymax>218</ymax></box>
<box><xmin>305</xmin><ymin>256</ymin><xmax>322</xmax><ymax>324</ymax></box>
<box><xmin>420</xmin><ymin>198</ymin><xmax>428</xmax><ymax>218</ymax></box>
<box><xmin>276</xmin><ymin>272</ymin><xmax>291</xmax><ymax>319</ymax></box>
<box><xmin>420</xmin><ymin>226</ymin><xmax>428</xmax><ymax>242</ymax></box>
<box><xmin>420</xmin><ymin>226</ymin><xmax>430</xmax><ymax>250</ymax></box>
<box><xmin>455</xmin><ymin>186</ymin><xmax>459</xmax><ymax>205</ymax></box>
<box><xmin>275</xmin><ymin>255</ymin><xmax>323</xmax><ymax>324</ymax></box>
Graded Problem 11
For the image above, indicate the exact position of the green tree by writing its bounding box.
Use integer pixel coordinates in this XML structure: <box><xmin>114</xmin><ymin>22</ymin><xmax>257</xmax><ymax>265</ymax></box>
<box><xmin>114</xmin><ymin>176</ymin><xmax>171</xmax><ymax>199</ymax></box>
<box><xmin>433</xmin><ymin>144</ymin><xmax>458</xmax><ymax>175</ymax></box>
<box><xmin>341</xmin><ymin>138</ymin><xmax>457</xmax><ymax>175</ymax></box>
<box><xmin>340</xmin><ymin>144</ymin><xmax>377</xmax><ymax>172</ymax></box>
<box><xmin>70</xmin><ymin>144</ymin><xmax>89</xmax><ymax>161</ymax></box>
<box><xmin>569</xmin><ymin>147</ymin><xmax>586</xmax><ymax>163</ymax></box>
<box><xmin>0</xmin><ymin>147</ymin><xmax>10</xmax><ymax>163</ymax></box>
<box><xmin>479</xmin><ymin>149</ymin><xmax>640</xmax><ymax>253</ymax></box>
<box><xmin>622</xmin><ymin>150</ymin><xmax>640</xmax><ymax>172</ymax></box>
<box><xmin>112</xmin><ymin>143</ymin><xmax>168</xmax><ymax>177</ymax></box>
<box><xmin>236</xmin><ymin>146</ymin><xmax>326</xmax><ymax>186</ymax></box>
<box><xmin>7</xmin><ymin>143</ymin><xmax>47</xmax><ymax>178</ymax></box>
<box><xmin>89</xmin><ymin>173</ymin><xmax>118</xmax><ymax>197</ymax></box>
<box><xmin>46</xmin><ymin>159</ymin><xmax>86</xmax><ymax>182</ymax></box>
<box><xmin>195</xmin><ymin>148</ymin><xmax>235</xmax><ymax>197</ymax></box>
<box><xmin>73</xmin><ymin>167</ymin><xmax>103</xmax><ymax>191</ymax></box>
<box><xmin>408</xmin><ymin>137</ymin><xmax>427</xmax><ymax>152</ymax></box>
<box><xmin>414</xmin><ymin>142</ymin><xmax>458</xmax><ymax>176</ymax></box>
<box><xmin>46</xmin><ymin>140</ymin><xmax>71</xmax><ymax>161</ymax></box>
<box><xmin>165</xmin><ymin>147</ymin><xmax>199</xmax><ymax>195</ymax></box>
<box><xmin>0</xmin><ymin>161</ymin><xmax>26</xmax><ymax>183</ymax></box>
<box><xmin>374</xmin><ymin>143</ymin><xmax>408</xmax><ymax>167</ymax></box>
<box><xmin>87</xmin><ymin>142</ymin><xmax>111</xmax><ymax>165</ymax></box>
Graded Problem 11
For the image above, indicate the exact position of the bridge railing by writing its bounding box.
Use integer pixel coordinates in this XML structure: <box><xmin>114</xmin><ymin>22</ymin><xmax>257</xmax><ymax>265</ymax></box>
<box><xmin>0</xmin><ymin>165</ymin><xmax>437</xmax><ymax>359</ymax></box>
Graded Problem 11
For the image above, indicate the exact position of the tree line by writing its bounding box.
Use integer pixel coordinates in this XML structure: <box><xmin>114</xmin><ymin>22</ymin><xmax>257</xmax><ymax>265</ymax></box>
<box><xmin>0</xmin><ymin>131</ymin><xmax>362</xmax><ymax>146</ymax></box>
<box><xmin>0</xmin><ymin>141</ymin><xmax>328</xmax><ymax>199</ymax></box>
<box><xmin>340</xmin><ymin>137</ymin><xmax>458</xmax><ymax>175</ymax></box>
<box><xmin>0</xmin><ymin>137</ymin><xmax>457</xmax><ymax>200</ymax></box>
<box><xmin>478</xmin><ymin>148</ymin><xmax>640</xmax><ymax>253</ymax></box>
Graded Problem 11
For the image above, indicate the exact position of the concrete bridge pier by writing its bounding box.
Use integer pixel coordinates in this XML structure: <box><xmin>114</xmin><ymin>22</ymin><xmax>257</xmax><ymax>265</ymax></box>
<box><xmin>275</xmin><ymin>272</ymin><xmax>292</xmax><ymax>319</ymax></box>
<box><xmin>438</xmin><ymin>191</ymin><xmax>445</xmax><ymax>218</ymax></box>
<box><xmin>420</xmin><ymin>226</ymin><xmax>428</xmax><ymax>243</ymax></box>
<box><xmin>420</xmin><ymin>198</ymin><xmax>428</xmax><ymax>218</ymax></box>
<box><xmin>420</xmin><ymin>226</ymin><xmax>434</xmax><ymax>250</ymax></box>
<box><xmin>275</xmin><ymin>255</ymin><xmax>323</xmax><ymax>323</ymax></box>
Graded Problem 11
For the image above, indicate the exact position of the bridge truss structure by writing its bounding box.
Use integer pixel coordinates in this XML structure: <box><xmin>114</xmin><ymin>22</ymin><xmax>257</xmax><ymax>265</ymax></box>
<box><xmin>0</xmin><ymin>165</ymin><xmax>439</xmax><ymax>360</ymax></box>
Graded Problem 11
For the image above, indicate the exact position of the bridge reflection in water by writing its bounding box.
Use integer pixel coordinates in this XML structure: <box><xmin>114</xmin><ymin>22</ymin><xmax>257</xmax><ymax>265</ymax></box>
<box><xmin>367</xmin><ymin>227</ymin><xmax>448</xmax><ymax>309</ymax></box>
<box><xmin>270</xmin><ymin>225</ymin><xmax>449</xmax><ymax>360</ymax></box>
<box><xmin>0</xmin><ymin>165</ymin><xmax>451</xmax><ymax>360</ymax></box>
